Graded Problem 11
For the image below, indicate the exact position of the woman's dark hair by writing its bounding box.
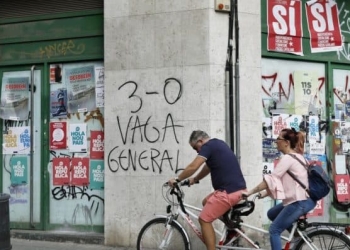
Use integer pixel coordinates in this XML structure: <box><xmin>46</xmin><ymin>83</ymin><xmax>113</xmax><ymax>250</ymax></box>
<box><xmin>281</xmin><ymin>128</ymin><xmax>305</xmax><ymax>154</ymax></box>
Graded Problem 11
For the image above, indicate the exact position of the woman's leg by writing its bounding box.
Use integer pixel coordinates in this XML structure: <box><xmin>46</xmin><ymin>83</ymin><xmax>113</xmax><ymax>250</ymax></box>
<box><xmin>269</xmin><ymin>199</ymin><xmax>316</xmax><ymax>250</ymax></box>
<box><xmin>267</xmin><ymin>202</ymin><xmax>284</xmax><ymax>221</ymax></box>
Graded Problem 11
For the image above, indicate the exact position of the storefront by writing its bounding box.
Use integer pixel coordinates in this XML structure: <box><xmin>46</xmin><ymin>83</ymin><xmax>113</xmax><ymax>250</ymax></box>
<box><xmin>0</xmin><ymin>0</ymin><xmax>104</xmax><ymax>232</ymax></box>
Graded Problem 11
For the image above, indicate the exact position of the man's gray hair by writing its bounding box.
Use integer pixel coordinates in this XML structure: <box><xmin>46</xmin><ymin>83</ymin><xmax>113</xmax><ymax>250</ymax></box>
<box><xmin>189</xmin><ymin>130</ymin><xmax>210</xmax><ymax>143</ymax></box>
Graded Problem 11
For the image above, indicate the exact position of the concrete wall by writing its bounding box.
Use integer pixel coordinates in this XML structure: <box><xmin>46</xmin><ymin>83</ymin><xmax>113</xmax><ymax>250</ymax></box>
<box><xmin>104</xmin><ymin>0</ymin><xmax>262</xmax><ymax>247</ymax></box>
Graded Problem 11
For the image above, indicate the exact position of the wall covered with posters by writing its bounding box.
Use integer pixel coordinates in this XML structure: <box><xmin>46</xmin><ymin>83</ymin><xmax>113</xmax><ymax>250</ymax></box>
<box><xmin>48</xmin><ymin>61</ymin><xmax>105</xmax><ymax>226</ymax></box>
<box><xmin>262</xmin><ymin>0</ymin><xmax>349</xmax><ymax>224</ymax></box>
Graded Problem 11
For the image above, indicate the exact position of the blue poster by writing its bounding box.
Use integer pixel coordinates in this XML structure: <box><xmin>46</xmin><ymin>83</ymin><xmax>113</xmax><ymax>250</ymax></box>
<box><xmin>10</xmin><ymin>156</ymin><xmax>28</xmax><ymax>185</ymax></box>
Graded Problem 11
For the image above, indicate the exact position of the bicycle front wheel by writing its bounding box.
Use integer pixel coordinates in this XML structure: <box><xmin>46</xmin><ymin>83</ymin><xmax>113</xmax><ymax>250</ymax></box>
<box><xmin>136</xmin><ymin>217</ymin><xmax>190</xmax><ymax>250</ymax></box>
<box><xmin>294</xmin><ymin>229</ymin><xmax>350</xmax><ymax>250</ymax></box>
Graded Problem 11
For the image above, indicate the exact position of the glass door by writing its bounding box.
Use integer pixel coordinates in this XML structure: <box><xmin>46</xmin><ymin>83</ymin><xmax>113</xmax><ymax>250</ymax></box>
<box><xmin>0</xmin><ymin>65</ymin><xmax>43</xmax><ymax>229</ymax></box>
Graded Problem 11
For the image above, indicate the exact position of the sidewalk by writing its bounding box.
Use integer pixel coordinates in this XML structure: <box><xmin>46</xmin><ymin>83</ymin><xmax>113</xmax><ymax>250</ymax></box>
<box><xmin>11</xmin><ymin>238</ymin><xmax>134</xmax><ymax>250</ymax></box>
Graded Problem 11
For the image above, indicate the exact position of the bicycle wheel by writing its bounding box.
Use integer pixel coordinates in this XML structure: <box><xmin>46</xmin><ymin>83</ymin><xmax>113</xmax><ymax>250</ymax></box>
<box><xmin>294</xmin><ymin>229</ymin><xmax>350</xmax><ymax>250</ymax></box>
<box><xmin>136</xmin><ymin>217</ymin><xmax>190</xmax><ymax>250</ymax></box>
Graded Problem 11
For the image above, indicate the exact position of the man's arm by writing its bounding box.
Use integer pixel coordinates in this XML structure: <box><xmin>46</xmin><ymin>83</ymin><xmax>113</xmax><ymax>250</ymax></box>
<box><xmin>192</xmin><ymin>164</ymin><xmax>210</xmax><ymax>183</ymax></box>
<box><xmin>169</xmin><ymin>156</ymin><xmax>206</xmax><ymax>185</ymax></box>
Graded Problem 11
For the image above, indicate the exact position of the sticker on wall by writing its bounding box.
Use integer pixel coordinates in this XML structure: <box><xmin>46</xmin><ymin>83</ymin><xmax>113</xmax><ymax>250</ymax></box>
<box><xmin>90</xmin><ymin>160</ymin><xmax>104</xmax><ymax>190</ymax></box>
<box><xmin>50</xmin><ymin>89</ymin><xmax>67</xmax><ymax>118</ymax></box>
<box><xmin>267</xmin><ymin>0</ymin><xmax>303</xmax><ymax>55</ymax></box>
<box><xmin>334</xmin><ymin>175</ymin><xmax>350</xmax><ymax>203</ymax></box>
<box><xmin>65</xmin><ymin>65</ymin><xmax>96</xmax><ymax>113</ymax></box>
<box><xmin>3</xmin><ymin>126</ymin><xmax>31</xmax><ymax>154</ymax></box>
<box><xmin>50</xmin><ymin>64</ymin><xmax>63</xmax><ymax>84</ymax></box>
<box><xmin>10</xmin><ymin>156</ymin><xmax>28</xmax><ymax>185</ymax></box>
<box><xmin>69</xmin><ymin>123</ymin><xmax>87</xmax><ymax>152</ymax></box>
<box><xmin>294</xmin><ymin>71</ymin><xmax>318</xmax><ymax>115</ymax></box>
<box><xmin>306</xmin><ymin>0</ymin><xmax>342</xmax><ymax>53</ymax></box>
<box><xmin>71</xmin><ymin>158</ymin><xmax>89</xmax><ymax>186</ymax></box>
<box><xmin>50</xmin><ymin>122</ymin><xmax>67</xmax><ymax>150</ymax></box>
<box><xmin>52</xmin><ymin>158</ymin><xmax>70</xmax><ymax>185</ymax></box>
<box><xmin>95</xmin><ymin>66</ymin><xmax>104</xmax><ymax>108</ymax></box>
<box><xmin>90</xmin><ymin>131</ymin><xmax>104</xmax><ymax>159</ymax></box>
<box><xmin>0</xmin><ymin>76</ymin><xmax>29</xmax><ymax>120</ymax></box>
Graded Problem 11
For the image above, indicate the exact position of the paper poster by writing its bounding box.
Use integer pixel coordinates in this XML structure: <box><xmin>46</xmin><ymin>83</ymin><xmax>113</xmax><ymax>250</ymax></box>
<box><xmin>285</xmin><ymin>114</ymin><xmax>303</xmax><ymax>131</ymax></box>
<box><xmin>263</xmin><ymin>138</ymin><xmax>280</xmax><ymax>159</ymax></box>
<box><xmin>10</xmin><ymin>156</ymin><xmax>28</xmax><ymax>185</ymax></box>
<box><xmin>3</xmin><ymin>127</ymin><xmax>31</xmax><ymax>154</ymax></box>
<box><xmin>309</xmin><ymin>134</ymin><xmax>326</xmax><ymax>155</ymax></box>
<box><xmin>267</xmin><ymin>0</ymin><xmax>303</xmax><ymax>55</ymax></box>
<box><xmin>65</xmin><ymin>65</ymin><xmax>96</xmax><ymax>113</ymax></box>
<box><xmin>52</xmin><ymin>158</ymin><xmax>70</xmax><ymax>185</ymax></box>
<box><xmin>95</xmin><ymin>66</ymin><xmax>104</xmax><ymax>108</ymax></box>
<box><xmin>71</xmin><ymin>158</ymin><xmax>89</xmax><ymax>186</ymax></box>
<box><xmin>308</xmin><ymin>115</ymin><xmax>319</xmax><ymax>141</ymax></box>
<box><xmin>50</xmin><ymin>64</ymin><xmax>62</xmax><ymax>84</ymax></box>
<box><xmin>306</xmin><ymin>0</ymin><xmax>342</xmax><ymax>53</ymax></box>
<box><xmin>272</xmin><ymin>114</ymin><xmax>289</xmax><ymax>139</ymax></box>
<box><xmin>69</xmin><ymin>124</ymin><xmax>87</xmax><ymax>152</ymax></box>
<box><xmin>335</xmin><ymin>154</ymin><xmax>347</xmax><ymax>174</ymax></box>
<box><xmin>90</xmin><ymin>160</ymin><xmax>104</xmax><ymax>190</ymax></box>
<box><xmin>308</xmin><ymin>199</ymin><xmax>324</xmax><ymax>217</ymax></box>
<box><xmin>0</xmin><ymin>76</ymin><xmax>29</xmax><ymax>120</ymax></box>
<box><xmin>50</xmin><ymin>122</ymin><xmax>67</xmax><ymax>150</ymax></box>
<box><xmin>90</xmin><ymin>131</ymin><xmax>104</xmax><ymax>159</ymax></box>
<box><xmin>50</xmin><ymin>89</ymin><xmax>67</xmax><ymax>118</ymax></box>
<box><xmin>294</xmin><ymin>71</ymin><xmax>318</xmax><ymax>115</ymax></box>
<box><xmin>334</xmin><ymin>175</ymin><xmax>350</xmax><ymax>203</ymax></box>
<box><xmin>262</xmin><ymin>162</ymin><xmax>274</xmax><ymax>175</ymax></box>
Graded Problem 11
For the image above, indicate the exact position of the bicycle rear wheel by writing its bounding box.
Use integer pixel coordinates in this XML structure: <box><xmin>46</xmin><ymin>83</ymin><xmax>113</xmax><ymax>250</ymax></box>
<box><xmin>136</xmin><ymin>217</ymin><xmax>190</xmax><ymax>250</ymax></box>
<box><xmin>293</xmin><ymin>229</ymin><xmax>350</xmax><ymax>249</ymax></box>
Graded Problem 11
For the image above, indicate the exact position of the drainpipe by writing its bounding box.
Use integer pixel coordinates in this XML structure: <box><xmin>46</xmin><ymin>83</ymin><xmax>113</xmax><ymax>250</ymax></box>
<box><xmin>233</xmin><ymin>0</ymin><xmax>240</xmax><ymax>162</ymax></box>
<box><xmin>30</xmin><ymin>65</ymin><xmax>35</xmax><ymax>228</ymax></box>
<box><xmin>225</xmin><ymin>0</ymin><xmax>235</xmax><ymax>151</ymax></box>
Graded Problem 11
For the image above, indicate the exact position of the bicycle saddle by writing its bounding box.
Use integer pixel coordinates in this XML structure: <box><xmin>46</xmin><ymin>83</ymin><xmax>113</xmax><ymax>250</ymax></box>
<box><xmin>230</xmin><ymin>200</ymin><xmax>255</xmax><ymax>217</ymax></box>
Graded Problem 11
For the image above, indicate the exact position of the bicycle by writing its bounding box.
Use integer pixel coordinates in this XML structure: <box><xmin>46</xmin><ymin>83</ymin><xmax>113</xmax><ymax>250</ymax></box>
<box><xmin>136</xmin><ymin>180</ymin><xmax>350</xmax><ymax>249</ymax></box>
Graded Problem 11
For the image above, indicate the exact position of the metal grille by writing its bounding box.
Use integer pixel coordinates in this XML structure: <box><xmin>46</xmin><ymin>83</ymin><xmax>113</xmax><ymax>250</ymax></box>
<box><xmin>0</xmin><ymin>0</ymin><xmax>103</xmax><ymax>20</ymax></box>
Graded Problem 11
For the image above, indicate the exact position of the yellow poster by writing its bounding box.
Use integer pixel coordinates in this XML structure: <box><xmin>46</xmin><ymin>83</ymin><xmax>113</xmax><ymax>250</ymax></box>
<box><xmin>293</xmin><ymin>71</ymin><xmax>318</xmax><ymax>115</ymax></box>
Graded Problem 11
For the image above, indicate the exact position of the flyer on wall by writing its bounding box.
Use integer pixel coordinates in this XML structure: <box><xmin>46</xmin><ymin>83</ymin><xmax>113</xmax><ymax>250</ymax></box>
<box><xmin>65</xmin><ymin>65</ymin><xmax>96</xmax><ymax>113</ymax></box>
<box><xmin>0</xmin><ymin>77</ymin><xmax>29</xmax><ymax>120</ymax></box>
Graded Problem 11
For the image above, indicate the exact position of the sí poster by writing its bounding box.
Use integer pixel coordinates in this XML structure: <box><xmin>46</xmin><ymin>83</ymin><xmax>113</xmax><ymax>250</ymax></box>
<box><xmin>10</xmin><ymin>156</ymin><xmax>28</xmax><ymax>185</ymax></box>
<box><xmin>65</xmin><ymin>65</ymin><xmax>96</xmax><ymax>113</ymax></box>
<box><xmin>0</xmin><ymin>76</ymin><xmax>29</xmax><ymax>120</ymax></box>
<box><xmin>90</xmin><ymin>160</ymin><xmax>104</xmax><ymax>190</ymax></box>
<box><xmin>52</xmin><ymin>158</ymin><xmax>70</xmax><ymax>186</ymax></box>
<box><xmin>3</xmin><ymin>127</ymin><xmax>31</xmax><ymax>154</ymax></box>
<box><xmin>69</xmin><ymin>123</ymin><xmax>87</xmax><ymax>152</ymax></box>
<box><xmin>71</xmin><ymin>158</ymin><xmax>89</xmax><ymax>186</ymax></box>
<box><xmin>50</xmin><ymin>122</ymin><xmax>67</xmax><ymax>150</ymax></box>
<box><xmin>90</xmin><ymin>131</ymin><xmax>104</xmax><ymax>159</ymax></box>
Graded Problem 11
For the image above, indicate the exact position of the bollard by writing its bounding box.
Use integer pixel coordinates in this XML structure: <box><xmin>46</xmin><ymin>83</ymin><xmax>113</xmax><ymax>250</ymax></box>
<box><xmin>0</xmin><ymin>193</ymin><xmax>11</xmax><ymax>250</ymax></box>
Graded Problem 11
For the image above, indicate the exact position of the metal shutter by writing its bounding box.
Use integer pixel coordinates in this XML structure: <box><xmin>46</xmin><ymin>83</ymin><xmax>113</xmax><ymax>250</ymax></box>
<box><xmin>0</xmin><ymin>0</ymin><xmax>103</xmax><ymax>20</ymax></box>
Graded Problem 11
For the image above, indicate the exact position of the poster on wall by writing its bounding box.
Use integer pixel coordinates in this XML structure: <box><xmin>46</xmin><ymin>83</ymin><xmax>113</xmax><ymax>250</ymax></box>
<box><xmin>306</xmin><ymin>0</ymin><xmax>342</xmax><ymax>53</ymax></box>
<box><xmin>10</xmin><ymin>156</ymin><xmax>28</xmax><ymax>185</ymax></box>
<box><xmin>50</xmin><ymin>64</ymin><xmax>63</xmax><ymax>84</ymax></box>
<box><xmin>0</xmin><ymin>76</ymin><xmax>29</xmax><ymax>120</ymax></box>
<box><xmin>267</xmin><ymin>0</ymin><xmax>303</xmax><ymax>55</ymax></box>
<box><xmin>334</xmin><ymin>175</ymin><xmax>349</xmax><ymax>202</ymax></box>
<box><xmin>52</xmin><ymin>158</ymin><xmax>70</xmax><ymax>185</ymax></box>
<box><xmin>294</xmin><ymin>71</ymin><xmax>318</xmax><ymax>115</ymax></box>
<box><xmin>308</xmin><ymin>199</ymin><xmax>324</xmax><ymax>217</ymax></box>
<box><xmin>90</xmin><ymin>160</ymin><xmax>104</xmax><ymax>190</ymax></box>
<box><xmin>50</xmin><ymin>89</ymin><xmax>67</xmax><ymax>118</ymax></box>
<box><xmin>90</xmin><ymin>131</ymin><xmax>104</xmax><ymax>159</ymax></box>
<box><xmin>3</xmin><ymin>127</ymin><xmax>31</xmax><ymax>154</ymax></box>
<box><xmin>71</xmin><ymin>158</ymin><xmax>89</xmax><ymax>186</ymax></box>
<box><xmin>69</xmin><ymin>123</ymin><xmax>87</xmax><ymax>152</ymax></box>
<box><xmin>50</xmin><ymin>122</ymin><xmax>67</xmax><ymax>150</ymax></box>
<box><xmin>95</xmin><ymin>66</ymin><xmax>104</xmax><ymax>108</ymax></box>
<box><xmin>65</xmin><ymin>65</ymin><xmax>96</xmax><ymax>113</ymax></box>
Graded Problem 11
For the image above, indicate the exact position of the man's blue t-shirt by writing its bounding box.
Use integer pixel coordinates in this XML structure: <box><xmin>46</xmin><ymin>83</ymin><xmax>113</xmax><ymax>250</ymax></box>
<box><xmin>198</xmin><ymin>138</ymin><xmax>246</xmax><ymax>193</ymax></box>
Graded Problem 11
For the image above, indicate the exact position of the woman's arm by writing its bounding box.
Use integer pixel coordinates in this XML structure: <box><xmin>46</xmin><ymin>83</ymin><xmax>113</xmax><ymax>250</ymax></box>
<box><xmin>245</xmin><ymin>180</ymin><xmax>268</xmax><ymax>197</ymax></box>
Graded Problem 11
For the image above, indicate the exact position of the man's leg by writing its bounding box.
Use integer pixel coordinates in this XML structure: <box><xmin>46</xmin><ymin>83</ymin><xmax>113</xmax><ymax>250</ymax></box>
<box><xmin>199</xmin><ymin>218</ymin><xmax>216</xmax><ymax>250</ymax></box>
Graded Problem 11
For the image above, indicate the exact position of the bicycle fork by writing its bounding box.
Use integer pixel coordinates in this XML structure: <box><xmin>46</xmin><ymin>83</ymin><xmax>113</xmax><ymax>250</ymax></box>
<box><xmin>159</xmin><ymin>216</ymin><xmax>176</xmax><ymax>249</ymax></box>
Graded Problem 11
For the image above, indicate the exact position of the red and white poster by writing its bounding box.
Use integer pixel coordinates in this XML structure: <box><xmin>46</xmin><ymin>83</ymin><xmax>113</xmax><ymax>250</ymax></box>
<box><xmin>90</xmin><ymin>131</ymin><xmax>104</xmax><ymax>159</ymax></box>
<box><xmin>71</xmin><ymin>158</ymin><xmax>89</xmax><ymax>186</ymax></box>
<box><xmin>50</xmin><ymin>122</ymin><xmax>67</xmax><ymax>150</ymax></box>
<box><xmin>334</xmin><ymin>174</ymin><xmax>349</xmax><ymax>203</ymax></box>
<box><xmin>267</xmin><ymin>0</ymin><xmax>303</xmax><ymax>55</ymax></box>
<box><xmin>52</xmin><ymin>158</ymin><xmax>70</xmax><ymax>185</ymax></box>
<box><xmin>306</xmin><ymin>0</ymin><xmax>342</xmax><ymax>53</ymax></box>
<box><xmin>308</xmin><ymin>198</ymin><xmax>324</xmax><ymax>217</ymax></box>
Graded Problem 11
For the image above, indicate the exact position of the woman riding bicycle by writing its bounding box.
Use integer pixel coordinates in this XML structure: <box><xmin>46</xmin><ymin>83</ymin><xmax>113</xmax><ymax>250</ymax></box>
<box><xmin>243</xmin><ymin>128</ymin><xmax>316</xmax><ymax>250</ymax></box>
